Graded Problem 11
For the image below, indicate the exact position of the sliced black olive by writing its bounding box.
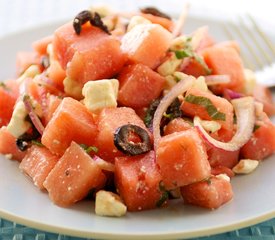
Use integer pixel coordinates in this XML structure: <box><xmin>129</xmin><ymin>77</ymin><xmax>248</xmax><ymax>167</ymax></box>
<box><xmin>16</xmin><ymin>126</ymin><xmax>41</xmax><ymax>152</ymax></box>
<box><xmin>16</xmin><ymin>139</ymin><xmax>29</xmax><ymax>151</ymax></box>
<box><xmin>73</xmin><ymin>10</ymin><xmax>110</xmax><ymax>35</ymax></box>
<box><xmin>140</xmin><ymin>7</ymin><xmax>171</xmax><ymax>20</ymax></box>
<box><xmin>114</xmin><ymin>124</ymin><xmax>152</xmax><ymax>155</ymax></box>
<box><xmin>73</xmin><ymin>10</ymin><xmax>92</xmax><ymax>35</ymax></box>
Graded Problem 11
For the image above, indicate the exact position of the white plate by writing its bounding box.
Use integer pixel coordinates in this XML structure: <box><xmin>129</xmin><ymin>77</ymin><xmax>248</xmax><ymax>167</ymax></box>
<box><xmin>0</xmin><ymin>15</ymin><xmax>275</xmax><ymax>240</ymax></box>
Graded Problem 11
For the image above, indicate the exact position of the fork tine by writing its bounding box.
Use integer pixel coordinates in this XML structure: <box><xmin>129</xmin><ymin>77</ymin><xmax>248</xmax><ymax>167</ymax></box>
<box><xmin>230</xmin><ymin>21</ymin><xmax>265</xmax><ymax>69</ymax></box>
<box><xmin>238</xmin><ymin>16</ymin><xmax>273</xmax><ymax>66</ymax></box>
<box><xmin>222</xmin><ymin>23</ymin><xmax>256</xmax><ymax>70</ymax></box>
<box><xmin>247</xmin><ymin>14</ymin><xmax>275</xmax><ymax>56</ymax></box>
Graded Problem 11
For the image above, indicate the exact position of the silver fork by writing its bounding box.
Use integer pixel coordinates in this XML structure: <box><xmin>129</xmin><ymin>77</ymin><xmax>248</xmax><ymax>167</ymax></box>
<box><xmin>223</xmin><ymin>14</ymin><xmax>275</xmax><ymax>87</ymax></box>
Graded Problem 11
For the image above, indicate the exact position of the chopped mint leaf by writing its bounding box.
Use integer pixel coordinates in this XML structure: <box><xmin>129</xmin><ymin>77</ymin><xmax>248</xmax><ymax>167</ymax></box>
<box><xmin>253</xmin><ymin>124</ymin><xmax>260</xmax><ymax>132</ymax></box>
<box><xmin>31</xmin><ymin>140</ymin><xmax>44</xmax><ymax>147</ymax></box>
<box><xmin>156</xmin><ymin>191</ymin><xmax>169</xmax><ymax>207</ymax></box>
<box><xmin>194</xmin><ymin>54</ymin><xmax>212</xmax><ymax>75</ymax></box>
<box><xmin>175</xmin><ymin>49</ymin><xmax>193</xmax><ymax>59</ymax></box>
<box><xmin>79</xmin><ymin>144</ymin><xmax>98</xmax><ymax>153</ymax></box>
<box><xmin>156</xmin><ymin>181</ymin><xmax>169</xmax><ymax>207</ymax></box>
<box><xmin>0</xmin><ymin>82</ymin><xmax>11</xmax><ymax>91</ymax></box>
<box><xmin>185</xmin><ymin>94</ymin><xmax>226</xmax><ymax>121</ymax></box>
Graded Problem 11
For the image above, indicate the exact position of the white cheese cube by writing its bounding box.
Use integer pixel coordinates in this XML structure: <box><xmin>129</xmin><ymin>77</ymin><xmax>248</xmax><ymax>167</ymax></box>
<box><xmin>200</xmin><ymin>120</ymin><xmax>221</xmax><ymax>133</ymax></box>
<box><xmin>233</xmin><ymin>159</ymin><xmax>259</xmax><ymax>174</ymax></box>
<box><xmin>95</xmin><ymin>190</ymin><xmax>127</xmax><ymax>217</ymax></box>
<box><xmin>243</xmin><ymin>68</ymin><xmax>256</xmax><ymax>94</ymax></box>
<box><xmin>215</xmin><ymin>174</ymin><xmax>230</xmax><ymax>182</ymax></box>
<box><xmin>82</xmin><ymin>79</ymin><xmax>119</xmax><ymax>113</ymax></box>
<box><xmin>7</xmin><ymin>101</ymin><xmax>31</xmax><ymax>138</ymax></box>
<box><xmin>17</xmin><ymin>65</ymin><xmax>40</xmax><ymax>85</ymax></box>
<box><xmin>127</xmin><ymin>16</ymin><xmax>151</xmax><ymax>32</ymax></box>
<box><xmin>63</xmin><ymin>77</ymin><xmax>83</xmax><ymax>100</ymax></box>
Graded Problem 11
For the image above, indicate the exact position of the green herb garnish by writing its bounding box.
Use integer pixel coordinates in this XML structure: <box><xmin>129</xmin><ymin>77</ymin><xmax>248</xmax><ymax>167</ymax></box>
<box><xmin>31</xmin><ymin>140</ymin><xmax>44</xmax><ymax>147</ymax></box>
<box><xmin>253</xmin><ymin>124</ymin><xmax>261</xmax><ymax>132</ymax></box>
<box><xmin>173</xmin><ymin>37</ymin><xmax>212</xmax><ymax>75</ymax></box>
<box><xmin>185</xmin><ymin>94</ymin><xmax>226</xmax><ymax>121</ymax></box>
<box><xmin>175</xmin><ymin>49</ymin><xmax>193</xmax><ymax>59</ymax></box>
<box><xmin>156</xmin><ymin>181</ymin><xmax>169</xmax><ymax>208</ymax></box>
<box><xmin>79</xmin><ymin>144</ymin><xmax>98</xmax><ymax>153</ymax></box>
<box><xmin>0</xmin><ymin>82</ymin><xmax>10</xmax><ymax>91</ymax></box>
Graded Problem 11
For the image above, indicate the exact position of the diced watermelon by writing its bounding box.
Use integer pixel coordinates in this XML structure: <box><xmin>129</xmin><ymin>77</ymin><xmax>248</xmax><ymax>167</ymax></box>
<box><xmin>163</xmin><ymin>118</ymin><xmax>193</xmax><ymax>136</ymax></box>
<box><xmin>207</xmin><ymin>146</ymin><xmax>239</xmax><ymax>169</ymax></box>
<box><xmin>181</xmin><ymin>176</ymin><xmax>233</xmax><ymax>209</ymax></box>
<box><xmin>181</xmin><ymin>88</ymin><xmax>234</xmax><ymax>132</ymax></box>
<box><xmin>181</xmin><ymin>58</ymin><xmax>209</xmax><ymax>78</ymax></box>
<box><xmin>43</xmin><ymin>141</ymin><xmax>106</xmax><ymax>207</ymax></box>
<box><xmin>16</xmin><ymin>51</ymin><xmax>40</xmax><ymax>76</ymax></box>
<box><xmin>140</xmin><ymin>13</ymin><xmax>175</xmax><ymax>32</ymax></box>
<box><xmin>211</xmin><ymin>166</ymin><xmax>235</xmax><ymax>178</ymax></box>
<box><xmin>32</xmin><ymin>35</ymin><xmax>53</xmax><ymax>56</ymax></box>
<box><xmin>253</xmin><ymin>84</ymin><xmax>275</xmax><ymax>116</ymax></box>
<box><xmin>121</xmin><ymin>23</ymin><xmax>172</xmax><ymax>69</ymax></box>
<box><xmin>19</xmin><ymin>145</ymin><xmax>59</xmax><ymax>189</ymax></box>
<box><xmin>43</xmin><ymin>94</ymin><xmax>62</xmax><ymax>125</ymax></box>
<box><xmin>214</xmin><ymin>40</ymin><xmax>240</xmax><ymax>54</ymax></box>
<box><xmin>47</xmin><ymin>58</ymin><xmax>66</xmax><ymax>91</ymax></box>
<box><xmin>118</xmin><ymin>64</ymin><xmax>165</xmax><ymax>108</ymax></box>
<box><xmin>0</xmin><ymin>84</ymin><xmax>17</xmax><ymax>127</ymax></box>
<box><xmin>41</xmin><ymin>97</ymin><xmax>97</xmax><ymax>156</ymax></box>
<box><xmin>0</xmin><ymin>127</ymin><xmax>26</xmax><ymax>161</ymax></box>
<box><xmin>156</xmin><ymin>129</ymin><xmax>211</xmax><ymax>190</ymax></box>
<box><xmin>202</xmin><ymin>45</ymin><xmax>245</xmax><ymax>93</ymax></box>
<box><xmin>53</xmin><ymin>22</ymin><xmax>126</xmax><ymax>84</ymax></box>
<box><xmin>95</xmin><ymin>107</ymin><xmax>150</xmax><ymax>163</ymax></box>
<box><xmin>115</xmin><ymin>151</ymin><xmax>163</xmax><ymax>211</ymax></box>
<box><xmin>240</xmin><ymin>117</ymin><xmax>275</xmax><ymax>160</ymax></box>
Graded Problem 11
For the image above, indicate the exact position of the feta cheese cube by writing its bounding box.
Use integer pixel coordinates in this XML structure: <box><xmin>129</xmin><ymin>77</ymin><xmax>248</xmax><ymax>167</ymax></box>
<box><xmin>63</xmin><ymin>77</ymin><xmax>83</xmax><ymax>100</ymax></box>
<box><xmin>7</xmin><ymin>101</ymin><xmax>31</xmax><ymax>138</ymax></box>
<box><xmin>82</xmin><ymin>79</ymin><xmax>119</xmax><ymax>113</ymax></box>
<box><xmin>233</xmin><ymin>159</ymin><xmax>259</xmax><ymax>174</ymax></box>
<box><xmin>127</xmin><ymin>16</ymin><xmax>151</xmax><ymax>32</ymax></box>
<box><xmin>95</xmin><ymin>190</ymin><xmax>127</xmax><ymax>217</ymax></box>
<box><xmin>200</xmin><ymin>120</ymin><xmax>221</xmax><ymax>133</ymax></box>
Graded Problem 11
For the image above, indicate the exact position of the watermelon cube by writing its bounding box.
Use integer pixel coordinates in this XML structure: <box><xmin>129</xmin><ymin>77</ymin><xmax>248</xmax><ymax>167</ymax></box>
<box><xmin>115</xmin><ymin>151</ymin><xmax>163</xmax><ymax>211</ymax></box>
<box><xmin>156</xmin><ymin>129</ymin><xmax>211</xmax><ymax>190</ymax></box>
<box><xmin>43</xmin><ymin>141</ymin><xmax>106</xmax><ymax>207</ymax></box>
<box><xmin>41</xmin><ymin>97</ymin><xmax>97</xmax><ymax>156</ymax></box>
<box><xmin>53</xmin><ymin>22</ymin><xmax>126</xmax><ymax>84</ymax></box>
<box><xmin>181</xmin><ymin>176</ymin><xmax>233</xmax><ymax>209</ymax></box>
<box><xmin>121</xmin><ymin>23</ymin><xmax>172</xmax><ymax>69</ymax></box>
<box><xmin>118</xmin><ymin>64</ymin><xmax>165</xmax><ymax>108</ymax></box>
<box><xmin>19</xmin><ymin>145</ymin><xmax>59</xmax><ymax>189</ymax></box>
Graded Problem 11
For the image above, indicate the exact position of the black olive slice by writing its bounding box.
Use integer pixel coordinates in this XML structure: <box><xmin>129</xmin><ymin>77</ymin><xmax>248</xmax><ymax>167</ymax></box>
<box><xmin>140</xmin><ymin>7</ymin><xmax>171</xmax><ymax>20</ymax></box>
<box><xmin>114</xmin><ymin>124</ymin><xmax>152</xmax><ymax>155</ymax></box>
<box><xmin>73</xmin><ymin>10</ymin><xmax>110</xmax><ymax>35</ymax></box>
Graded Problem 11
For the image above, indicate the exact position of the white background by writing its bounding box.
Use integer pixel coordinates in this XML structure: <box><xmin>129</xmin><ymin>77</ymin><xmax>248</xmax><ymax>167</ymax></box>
<box><xmin>0</xmin><ymin>0</ymin><xmax>274</xmax><ymax>37</ymax></box>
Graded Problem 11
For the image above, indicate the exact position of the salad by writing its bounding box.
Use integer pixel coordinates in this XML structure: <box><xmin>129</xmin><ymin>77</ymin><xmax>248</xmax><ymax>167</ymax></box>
<box><xmin>0</xmin><ymin>4</ymin><xmax>275</xmax><ymax>217</ymax></box>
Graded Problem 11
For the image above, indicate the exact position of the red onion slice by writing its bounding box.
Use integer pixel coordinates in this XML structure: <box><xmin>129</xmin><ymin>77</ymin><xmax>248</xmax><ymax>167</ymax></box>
<box><xmin>153</xmin><ymin>76</ymin><xmax>193</xmax><ymax>149</ymax></box>
<box><xmin>205</xmin><ymin>75</ymin><xmax>231</xmax><ymax>86</ymax></box>
<box><xmin>194</xmin><ymin>96</ymin><xmax>255</xmax><ymax>151</ymax></box>
<box><xmin>172</xmin><ymin>3</ymin><xmax>189</xmax><ymax>37</ymax></box>
<box><xmin>23</xmin><ymin>95</ymin><xmax>45</xmax><ymax>135</ymax></box>
<box><xmin>223</xmin><ymin>89</ymin><xmax>244</xmax><ymax>100</ymax></box>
